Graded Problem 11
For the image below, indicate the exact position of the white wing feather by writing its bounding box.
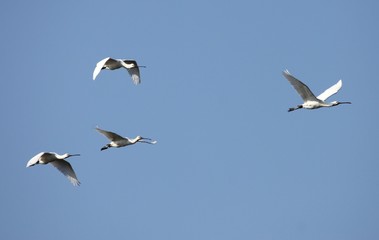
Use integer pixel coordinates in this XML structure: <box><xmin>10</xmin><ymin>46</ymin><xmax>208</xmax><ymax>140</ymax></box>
<box><xmin>26</xmin><ymin>152</ymin><xmax>45</xmax><ymax>167</ymax></box>
<box><xmin>93</xmin><ymin>57</ymin><xmax>111</xmax><ymax>80</ymax></box>
<box><xmin>127</xmin><ymin>67</ymin><xmax>141</xmax><ymax>85</ymax></box>
<box><xmin>50</xmin><ymin>159</ymin><xmax>80</xmax><ymax>186</ymax></box>
<box><xmin>317</xmin><ymin>80</ymin><xmax>342</xmax><ymax>101</ymax></box>
<box><xmin>283</xmin><ymin>70</ymin><xmax>318</xmax><ymax>101</ymax></box>
<box><xmin>96</xmin><ymin>127</ymin><xmax>125</xmax><ymax>141</ymax></box>
<box><xmin>120</xmin><ymin>60</ymin><xmax>141</xmax><ymax>85</ymax></box>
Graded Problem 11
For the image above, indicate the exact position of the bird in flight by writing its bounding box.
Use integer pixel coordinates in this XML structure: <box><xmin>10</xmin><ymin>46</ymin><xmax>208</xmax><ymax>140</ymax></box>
<box><xmin>283</xmin><ymin>70</ymin><xmax>351</xmax><ymax>112</ymax></box>
<box><xmin>93</xmin><ymin>57</ymin><xmax>146</xmax><ymax>85</ymax></box>
<box><xmin>26</xmin><ymin>152</ymin><xmax>81</xmax><ymax>186</ymax></box>
<box><xmin>96</xmin><ymin>127</ymin><xmax>157</xmax><ymax>151</ymax></box>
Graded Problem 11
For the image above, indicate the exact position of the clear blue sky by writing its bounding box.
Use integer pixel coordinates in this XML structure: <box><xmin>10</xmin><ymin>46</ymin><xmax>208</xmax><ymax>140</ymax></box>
<box><xmin>1</xmin><ymin>0</ymin><xmax>378</xmax><ymax>239</ymax></box>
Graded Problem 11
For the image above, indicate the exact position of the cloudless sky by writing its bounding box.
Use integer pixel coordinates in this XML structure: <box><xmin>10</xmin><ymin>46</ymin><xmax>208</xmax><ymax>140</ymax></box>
<box><xmin>1</xmin><ymin>0</ymin><xmax>379</xmax><ymax>239</ymax></box>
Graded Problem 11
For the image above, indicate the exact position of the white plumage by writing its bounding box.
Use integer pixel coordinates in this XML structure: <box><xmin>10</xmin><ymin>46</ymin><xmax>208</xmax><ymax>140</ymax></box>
<box><xmin>93</xmin><ymin>57</ymin><xmax>145</xmax><ymax>85</ymax></box>
<box><xmin>96</xmin><ymin>127</ymin><xmax>157</xmax><ymax>151</ymax></box>
<box><xmin>283</xmin><ymin>70</ymin><xmax>351</xmax><ymax>112</ymax></box>
<box><xmin>26</xmin><ymin>152</ymin><xmax>81</xmax><ymax>186</ymax></box>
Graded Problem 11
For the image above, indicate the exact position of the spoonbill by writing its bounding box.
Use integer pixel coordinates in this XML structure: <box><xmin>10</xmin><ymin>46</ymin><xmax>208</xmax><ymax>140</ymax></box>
<box><xmin>93</xmin><ymin>57</ymin><xmax>145</xmax><ymax>84</ymax></box>
<box><xmin>96</xmin><ymin>127</ymin><xmax>157</xmax><ymax>151</ymax></box>
<box><xmin>26</xmin><ymin>152</ymin><xmax>81</xmax><ymax>186</ymax></box>
<box><xmin>283</xmin><ymin>70</ymin><xmax>351</xmax><ymax>112</ymax></box>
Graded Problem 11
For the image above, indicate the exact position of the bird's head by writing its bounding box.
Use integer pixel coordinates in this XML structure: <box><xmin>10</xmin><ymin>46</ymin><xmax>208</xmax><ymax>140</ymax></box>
<box><xmin>331</xmin><ymin>101</ymin><xmax>352</xmax><ymax>106</ymax></box>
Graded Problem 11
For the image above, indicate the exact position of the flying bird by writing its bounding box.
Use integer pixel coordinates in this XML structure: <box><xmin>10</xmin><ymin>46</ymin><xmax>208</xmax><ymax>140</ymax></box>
<box><xmin>283</xmin><ymin>70</ymin><xmax>351</xmax><ymax>112</ymax></box>
<box><xmin>96</xmin><ymin>127</ymin><xmax>157</xmax><ymax>151</ymax></box>
<box><xmin>93</xmin><ymin>57</ymin><xmax>145</xmax><ymax>84</ymax></box>
<box><xmin>26</xmin><ymin>152</ymin><xmax>81</xmax><ymax>186</ymax></box>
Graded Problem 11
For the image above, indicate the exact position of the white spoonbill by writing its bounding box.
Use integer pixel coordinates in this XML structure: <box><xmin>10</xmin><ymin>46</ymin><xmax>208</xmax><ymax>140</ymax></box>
<box><xmin>26</xmin><ymin>152</ymin><xmax>81</xmax><ymax>186</ymax></box>
<box><xmin>93</xmin><ymin>57</ymin><xmax>146</xmax><ymax>84</ymax></box>
<box><xmin>96</xmin><ymin>127</ymin><xmax>157</xmax><ymax>151</ymax></box>
<box><xmin>283</xmin><ymin>70</ymin><xmax>351</xmax><ymax>112</ymax></box>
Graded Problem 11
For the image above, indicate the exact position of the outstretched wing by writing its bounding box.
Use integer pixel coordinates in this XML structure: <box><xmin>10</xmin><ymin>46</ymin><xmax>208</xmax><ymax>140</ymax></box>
<box><xmin>121</xmin><ymin>60</ymin><xmax>141</xmax><ymax>85</ymax></box>
<box><xmin>50</xmin><ymin>159</ymin><xmax>80</xmax><ymax>186</ymax></box>
<box><xmin>317</xmin><ymin>79</ymin><xmax>342</xmax><ymax>101</ymax></box>
<box><xmin>26</xmin><ymin>152</ymin><xmax>45</xmax><ymax>167</ymax></box>
<box><xmin>96</xmin><ymin>127</ymin><xmax>125</xmax><ymax>141</ymax></box>
<box><xmin>283</xmin><ymin>70</ymin><xmax>318</xmax><ymax>102</ymax></box>
<box><xmin>93</xmin><ymin>57</ymin><xmax>111</xmax><ymax>80</ymax></box>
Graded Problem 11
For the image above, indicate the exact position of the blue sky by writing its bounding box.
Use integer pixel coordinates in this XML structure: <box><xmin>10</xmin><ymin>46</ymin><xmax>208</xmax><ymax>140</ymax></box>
<box><xmin>1</xmin><ymin>0</ymin><xmax>379</xmax><ymax>239</ymax></box>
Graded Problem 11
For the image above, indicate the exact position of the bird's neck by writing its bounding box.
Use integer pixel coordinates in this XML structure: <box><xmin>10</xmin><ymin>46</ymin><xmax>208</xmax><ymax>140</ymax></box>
<box><xmin>56</xmin><ymin>153</ymin><xmax>69</xmax><ymax>159</ymax></box>
<box><xmin>319</xmin><ymin>102</ymin><xmax>334</xmax><ymax>107</ymax></box>
<box><xmin>120</xmin><ymin>61</ymin><xmax>135</xmax><ymax>69</ymax></box>
<box><xmin>130</xmin><ymin>137</ymin><xmax>140</xmax><ymax>144</ymax></box>
<box><xmin>326</xmin><ymin>101</ymin><xmax>339</xmax><ymax>107</ymax></box>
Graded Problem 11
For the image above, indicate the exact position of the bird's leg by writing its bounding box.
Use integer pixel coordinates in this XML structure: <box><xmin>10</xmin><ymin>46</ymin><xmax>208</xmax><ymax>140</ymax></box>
<box><xmin>101</xmin><ymin>144</ymin><xmax>110</xmax><ymax>151</ymax></box>
<box><xmin>288</xmin><ymin>105</ymin><xmax>303</xmax><ymax>112</ymax></box>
